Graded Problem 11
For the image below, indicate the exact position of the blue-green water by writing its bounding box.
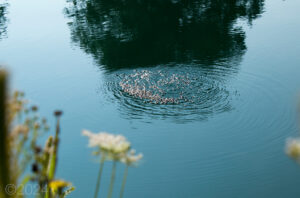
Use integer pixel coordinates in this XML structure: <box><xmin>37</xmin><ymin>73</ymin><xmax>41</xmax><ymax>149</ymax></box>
<box><xmin>1</xmin><ymin>0</ymin><xmax>300</xmax><ymax>197</ymax></box>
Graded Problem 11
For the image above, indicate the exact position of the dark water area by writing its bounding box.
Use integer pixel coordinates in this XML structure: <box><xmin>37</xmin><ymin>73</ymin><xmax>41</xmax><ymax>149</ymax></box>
<box><xmin>0</xmin><ymin>1</ymin><xmax>8</xmax><ymax>40</ymax></box>
<box><xmin>1</xmin><ymin>0</ymin><xmax>300</xmax><ymax>197</ymax></box>
<box><xmin>64</xmin><ymin>0</ymin><xmax>261</xmax><ymax>69</ymax></box>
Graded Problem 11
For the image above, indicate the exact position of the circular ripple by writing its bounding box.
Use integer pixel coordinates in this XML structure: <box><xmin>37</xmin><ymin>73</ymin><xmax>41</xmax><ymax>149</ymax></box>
<box><xmin>230</xmin><ymin>71</ymin><xmax>297</xmax><ymax>141</ymax></box>
<box><xmin>102</xmin><ymin>63</ymin><xmax>239</xmax><ymax>122</ymax></box>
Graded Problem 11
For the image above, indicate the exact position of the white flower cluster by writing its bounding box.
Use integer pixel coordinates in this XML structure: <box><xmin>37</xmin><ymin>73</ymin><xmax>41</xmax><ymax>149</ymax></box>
<box><xmin>82</xmin><ymin>130</ymin><xmax>130</xmax><ymax>153</ymax></box>
<box><xmin>121</xmin><ymin>149</ymin><xmax>143</xmax><ymax>166</ymax></box>
<box><xmin>82</xmin><ymin>130</ymin><xmax>142</xmax><ymax>165</ymax></box>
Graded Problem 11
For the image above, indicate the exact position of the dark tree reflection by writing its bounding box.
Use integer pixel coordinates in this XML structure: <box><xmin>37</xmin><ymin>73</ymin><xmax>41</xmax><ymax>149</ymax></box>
<box><xmin>0</xmin><ymin>2</ymin><xmax>8</xmax><ymax>40</ymax></box>
<box><xmin>65</xmin><ymin>0</ymin><xmax>264</xmax><ymax>70</ymax></box>
<box><xmin>65</xmin><ymin>0</ymin><xmax>264</xmax><ymax>122</ymax></box>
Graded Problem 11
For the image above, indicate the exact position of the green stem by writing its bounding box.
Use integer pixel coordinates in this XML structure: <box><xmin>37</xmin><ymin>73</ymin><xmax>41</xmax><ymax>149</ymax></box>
<box><xmin>47</xmin><ymin>118</ymin><xmax>61</xmax><ymax>198</ymax></box>
<box><xmin>45</xmin><ymin>186</ymin><xmax>50</xmax><ymax>198</ymax></box>
<box><xmin>119</xmin><ymin>166</ymin><xmax>129</xmax><ymax>198</ymax></box>
<box><xmin>94</xmin><ymin>154</ymin><xmax>105</xmax><ymax>198</ymax></box>
<box><xmin>48</xmin><ymin>117</ymin><xmax>60</xmax><ymax>180</ymax></box>
<box><xmin>107</xmin><ymin>161</ymin><xmax>117</xmax><ymax>198</ymax></box>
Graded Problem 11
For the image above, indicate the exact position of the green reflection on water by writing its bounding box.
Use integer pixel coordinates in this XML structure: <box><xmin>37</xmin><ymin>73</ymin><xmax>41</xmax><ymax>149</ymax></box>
<box><xmin>65</xmin><ymin>0</ymin><xmax>264</xmax><ymax>71</ymax></box>
<box><xmin>0</xmin><ymin>2</ymin><xmax>8</xmax><ymax>40</ymax></box>
<box><xmin>64</xmin><ymin>0</ymin><xmax>265</xmax><ymax>122</ymax></box>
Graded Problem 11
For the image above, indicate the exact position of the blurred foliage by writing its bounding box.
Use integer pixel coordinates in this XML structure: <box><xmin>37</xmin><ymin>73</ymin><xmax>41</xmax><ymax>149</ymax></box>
<box><xmin>0</xmin><ymin>70</ymin><xmax>143</xmax><ymax>198</ymax></box>
<box><xmin>0</xmin><ymin>70</ymin><xmax>74</xmax><ymax>198</ymax></box>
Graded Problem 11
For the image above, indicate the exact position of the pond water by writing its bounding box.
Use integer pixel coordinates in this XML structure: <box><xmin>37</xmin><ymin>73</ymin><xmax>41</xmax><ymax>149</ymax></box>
<box><xmin>1</xmin><ymin>0</ymin><xmax>300</xmax><ymax>197</ymax></box>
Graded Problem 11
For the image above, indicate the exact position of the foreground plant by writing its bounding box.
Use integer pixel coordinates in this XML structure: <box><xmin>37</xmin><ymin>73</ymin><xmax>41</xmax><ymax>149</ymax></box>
<box><xmin>1</xmin><ymin>69</ymin><xmax>141</xmax><ymax>198</ymax></box>
<box><xmin>0</xmin><ymin>70</ymin><xmax>11</xmax><ymax>198</ymax></box>
<box><xmin>0</xmin><ymin>70</ymin><xmax>74</xmax><ymax>198</ymax></box>
<box><xmin>49</xmin><ymin>180</ymin><xmax>74</xmax><ymax>198</ymax></box>
<box><xmin>82</xmin><ymin>130</ymin><xmax>143</xmax><ymax>198</ymax></box>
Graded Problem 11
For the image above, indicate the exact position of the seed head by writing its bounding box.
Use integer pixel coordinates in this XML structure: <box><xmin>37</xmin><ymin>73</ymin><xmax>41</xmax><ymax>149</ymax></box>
<box><xmin>54</xmin><ymin>110</ymin><xmax>63</xmax><ymax>117</ymax></box>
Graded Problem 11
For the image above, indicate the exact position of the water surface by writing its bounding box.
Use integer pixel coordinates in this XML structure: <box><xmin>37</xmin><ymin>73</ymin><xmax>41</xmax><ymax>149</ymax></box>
<box><xmin>1</xmin><ymin>0</ymin><xmax>300</xmax><ymax>197</ymax></box>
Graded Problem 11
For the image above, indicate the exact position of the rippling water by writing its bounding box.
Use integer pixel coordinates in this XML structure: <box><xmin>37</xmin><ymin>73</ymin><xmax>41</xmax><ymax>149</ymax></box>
<box><xmin>103</xmin><ymin>64</ymin><xmax>238</xmax><ymax>122</ymax></box>
<box><xmin>1</xmin><ymin>0</ymin><xmax>300</xmax><ymax>197</ymax></box>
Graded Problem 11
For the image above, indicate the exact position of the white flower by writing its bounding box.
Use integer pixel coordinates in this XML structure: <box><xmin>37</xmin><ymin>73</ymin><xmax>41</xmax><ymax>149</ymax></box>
<box><xmin>286</xmin><ymin>138</ymin><xmax>300</xmax><ymax>160</ymax></box>
<box><xmin>121</xmin><ymin>149</ymin><xmax>143</xmax><ymax>166</ymax></box>
<box><xmin>82</xmin><ymin>130</ymin><xmax>130</xmax><ymax>155</ymax></box>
